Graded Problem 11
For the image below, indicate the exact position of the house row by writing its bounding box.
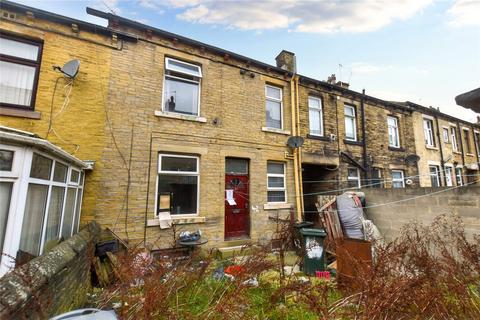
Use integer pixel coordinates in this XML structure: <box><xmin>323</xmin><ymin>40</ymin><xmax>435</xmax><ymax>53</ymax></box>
<box><xmin>1</xmin><ymin>1</ymin><xmax>479</xmax><ymax>274</ymax></box>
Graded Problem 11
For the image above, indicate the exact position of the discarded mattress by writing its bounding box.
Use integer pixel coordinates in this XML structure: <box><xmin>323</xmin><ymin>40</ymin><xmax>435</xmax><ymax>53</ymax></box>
<box><xmin>336</xmin><ymin>192</ymin><xmax>365</xmax><ymax>239</ymax></box>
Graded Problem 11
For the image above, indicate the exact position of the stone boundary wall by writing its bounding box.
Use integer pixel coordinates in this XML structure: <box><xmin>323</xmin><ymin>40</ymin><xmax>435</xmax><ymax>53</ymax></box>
<box><xmin>0</xmin><ymin>222</ymin><xmax>101</xmax><ymax>319</ymax></box>
<box><xmin>363</xmin><ymin>187</ymin><xmax>480</xmax><ymax>242</ymax></box>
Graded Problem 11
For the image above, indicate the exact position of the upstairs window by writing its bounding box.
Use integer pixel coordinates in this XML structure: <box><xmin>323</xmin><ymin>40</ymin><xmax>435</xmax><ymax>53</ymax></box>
<box><xmin>475</xmin><ymin>131</ymin><xmax>480</xmax><ymax>156</ymax></box>
<box><xmin>391</xmin><ymin>170</ymin><xmax>405</xmax><ymax>188</ymax></box>
<box><xmin>387</xmin><ymin>116</ymin><xmax>400</xmax><ymax>148</ymax></box>
<box><xmin>265</xmin><ymin>85</ymin><xmax>283</xmax><ymax>129</ymax></box>
<box><xmin>344</xmin><ymin>105</ymin><xmax>357</xmax><ymax>141</ymax></box>
<box><xmin>308</xmin><ymin>96</ymin><xmax>323</xmax><ymax>136</ymax></box>
<box><xmin>442</xmin><ymin>128</ymin><xmax>449</xmax><ymax>143</ymax></box>
<box><xmin>463</xmin><ymin>128</ymin><xmax>472</xmax><ymax>154</ymax></box>
<box><xmin>0</xmin><ymin>34</ymin><xmax>42</xmax><ymax>110</ymax></box>
<box><xmin>451</xmin><ymin>127</ymin><xmax>459</xmax><ymax>152</ymax></box>
<box><xmin>163</xmin><ymin>58</ymin><xmax>202</xmax><ymax>116</ymax></box>
<box><xmin>267</xmin><ymin>161</ymin><xmax>286</xmax><ymax>203</ymax></box>
<box><xmin>423</xmin><ymin>118</ymin><xmax>435</xmax><ymax>147</ymax></box>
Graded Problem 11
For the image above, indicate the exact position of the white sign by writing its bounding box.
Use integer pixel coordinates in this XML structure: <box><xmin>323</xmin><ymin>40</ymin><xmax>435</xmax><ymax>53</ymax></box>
<box><xmin>226</xmin><ymin>189</ymin><xmax>236</xmax><ymax>206</ymax></box>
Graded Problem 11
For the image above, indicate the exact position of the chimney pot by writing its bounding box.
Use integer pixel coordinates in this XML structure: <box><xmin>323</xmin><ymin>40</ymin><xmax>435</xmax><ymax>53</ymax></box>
<box><xmin>275</xmin><ymin>50</ymin><xmax>296</xmax><ymax>73</ymax></box>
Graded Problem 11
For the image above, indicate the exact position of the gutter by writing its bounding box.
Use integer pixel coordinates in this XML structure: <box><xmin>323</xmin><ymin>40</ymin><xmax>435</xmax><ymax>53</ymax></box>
<box><xmin>1</xmin><ymin>0</ymin><xmax>137</xmax><ymax>42</ymax></box>
<box><xmin>0</xmin><ymin>131</ymin><xmax>88</xmax><ymax>169</ymax></box>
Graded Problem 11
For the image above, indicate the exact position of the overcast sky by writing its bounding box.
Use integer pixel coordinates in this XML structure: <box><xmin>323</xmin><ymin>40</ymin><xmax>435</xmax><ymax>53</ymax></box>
<box><xmin>14</xmin><ymin>0</ymin><xmax>480</xmax><ymax>122</ymax></box>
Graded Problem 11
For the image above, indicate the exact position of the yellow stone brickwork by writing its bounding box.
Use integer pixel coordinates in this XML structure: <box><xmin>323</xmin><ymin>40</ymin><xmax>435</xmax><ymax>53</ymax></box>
<box><xmin>0</xmin><ymin>11</ymin><xmax>114</xmax><ymax>222</ymax></box>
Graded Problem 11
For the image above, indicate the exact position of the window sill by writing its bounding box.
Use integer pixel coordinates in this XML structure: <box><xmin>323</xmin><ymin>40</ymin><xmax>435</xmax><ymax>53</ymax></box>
<box><xmin>154</xmin><ymin>110</ymin><xmax>207</xmax><ymax>123</ymax></box>
<box><xmin>263</xmin><ymin>203</ymin><xmax>292</xmax><ymax>210</ymax></box>
<box><xmin>388</xmin><ymin>146</ymin><xmax>405</xmax><ymax>152</ymax></box>
<box><xmin>453</xmin><ymin>151</ymin><xmax>462</xmax><ymax>155</ymax></box>
<box><xmin>425</xmin><ymin>146</ymin><xmax>439</xmax><ymax>150</ymax></box>
<box><xmin>0</xmin><ymin>107</ymin><xmax>41</xmax><ymax>119</ymax></box>
<box><xmin>261</xmin><ymin>127</ymin><xmax>291</xmax><ymax>135</ymax></box>
<box><xmin>344</xmin><ymin>139</ymin><xmax>363</xmax><ymax>146</ymax></box>
<box><xmin>307</xmin><ymin>134</ymin><xmax>330</xmax><ymax>141</ymax></box>
<box><xmin>466</xmin><ymin>153</ymin><xmax>475</xmax><ymax>157</ymax></box>
<box><xmin>147</xmin><ymin>216</ymin><xmax>206</xmax><ymax>227</ymax></box>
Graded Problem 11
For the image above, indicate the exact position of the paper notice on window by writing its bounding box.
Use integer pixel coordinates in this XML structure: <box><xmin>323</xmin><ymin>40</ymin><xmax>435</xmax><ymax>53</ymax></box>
<box><xmin>226</xmin><ymin>189</ymin><xmax>236</xmax><ymax>206</ymax></box>
<box><xmin>158</xmin><ymin>211</ymin><xmax>172</xmax><ymax>229</ymax></box>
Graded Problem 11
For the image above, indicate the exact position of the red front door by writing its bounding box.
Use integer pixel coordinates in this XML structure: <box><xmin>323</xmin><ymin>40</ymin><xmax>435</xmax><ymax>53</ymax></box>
<box><xmin>225</xmin><ymin>168</ymin><xmax>250</xmax><ymax>239</ymax></box>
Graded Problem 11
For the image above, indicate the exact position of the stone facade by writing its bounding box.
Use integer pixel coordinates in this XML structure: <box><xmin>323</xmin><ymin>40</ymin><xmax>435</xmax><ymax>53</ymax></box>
<box><xmin>1</xmin><ymin>2</ymin><xmax>479</xmax><ymax>252</ymax></box>
<box><xmin>410</xmin><ymin>103</ymin><xmax>480</xmax><ymax>187</ymax></box>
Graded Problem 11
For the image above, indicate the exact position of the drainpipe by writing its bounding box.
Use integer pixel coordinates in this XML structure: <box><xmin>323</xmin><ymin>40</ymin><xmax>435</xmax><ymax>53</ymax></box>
<box><xmin>295</xmin><ymin>77</ymin><xmax>305</xmax><ymax>219</ymax></box>
<box><xmin>434</xmin><ymin>115</ymin><xmax>446</xmax><ymax>186</ymax></box>
<box><xmin>457</xmin><ymin>121</ymin><xmax>466</xmax><ymax>167</ymax></box>
<box><xmin>290</xmin><ymin>76</ymin><xmax>302</xmax><ymax>222</ymax></box>
<box><xmin>361</xmin><ymin>89</ymin><xmax>368</xmax><ymax>185</ymax></box>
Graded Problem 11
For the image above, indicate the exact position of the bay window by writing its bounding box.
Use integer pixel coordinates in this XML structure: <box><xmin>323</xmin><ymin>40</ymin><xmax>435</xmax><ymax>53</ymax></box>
<box><xmin>0</xmin><ymin>34</ymin><xmax>42</xmax><ymax>110</ymax></box>
<box><xmin>157</xmin><ymin>154</ymin><xmax>199</xmax><ymax>215</ymax></box>
<box><xmin>163</xmin><ymin>58</ymin><xmax>202</xmax><ymax>116</ymax></box>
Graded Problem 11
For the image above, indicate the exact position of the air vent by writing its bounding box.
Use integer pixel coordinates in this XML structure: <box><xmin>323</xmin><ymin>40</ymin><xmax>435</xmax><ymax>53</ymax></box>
<box><xmin>1</xmin><ymin>10</ymin><xmax>17</xmax><ymax>20</ymax></box>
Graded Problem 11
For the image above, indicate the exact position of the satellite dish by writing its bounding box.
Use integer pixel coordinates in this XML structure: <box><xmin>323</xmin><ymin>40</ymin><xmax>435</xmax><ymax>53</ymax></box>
<box><xmin>286</xmin><ymin>136</ymin><xmax>304</xmax><ymax>148</ymax></box>
<box><xmin>405</xmin><ymin>179</ymin><xmax>413</xmax><ymax>185</ymax></box>
<box><xmin>405</xmin><ymin>154</ymin><xmax>420</xmax><ymax>165</ymax></box>
<box><xmin>54</xmin><ymin>59</ymin><xmax>80</xmax><ymax>78</ymax></box>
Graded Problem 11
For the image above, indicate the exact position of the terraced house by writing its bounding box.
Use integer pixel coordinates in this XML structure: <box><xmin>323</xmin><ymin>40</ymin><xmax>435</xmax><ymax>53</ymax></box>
<box><xmin>1</xmin><ymin>0</ymin><xmax>479</xmax><ymax>270</ymax></box>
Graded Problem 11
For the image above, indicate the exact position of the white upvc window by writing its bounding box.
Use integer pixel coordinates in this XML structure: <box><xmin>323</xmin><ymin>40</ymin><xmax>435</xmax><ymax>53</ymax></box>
<box><xmin>445</xmin><ymin>166</ymin><xmax>453</xmax><ymax>187</ymax></box>
<box><xmin>347</xmin><ymin>168</ymin><xmax>361</xmax><ymax>189</ymax></box>
<box><xmin>451</xmin><ymin>126</ymin><xmax>459</xmax><ymax>152</ymax></box>
<box><xmin>156</xmin><ymin>153</ymin><xmax>199</xmax><ymax>216</ymax></box>
<box><xmin>308</xmin><ymin>96</ymin><xmax>323</xmax><ymax>136</ymax></box>
<box><xmin>455</xmin><ymin>167</ymin><xmax>463</xmax><ymax>186</ymax></box>
<box><xmin>391</xmin><ymin>170</ymin><xmax>405</xmax><ymax>188</ymax></box>
<box><xmin>442</xmin><ymin>128</ymin><xmax>449</xmax><ymax>143</ymax></box>
<box><xmin>267</xmin><ymin>161</ymin><xmax>286</xmax><ymax>203</ymax></box>
<box><xmin>423</xmin><ymin>118</ymin><xmax>435</xmax><ymax>147</ymax></box>
<box><xmin>344</xmin><ymin>105</ymin><xmax>357</xmax><ymax>141</ymax></box>
<box><xmin>429</xmin><ymin>165</ymin><xmax>440</xmax><ymax>187</ymax></box>
<box><xmin>387</xmin><ymin>116</ymin><xmax>400</xmax><ymax>148</ymax></box>
<box><xmin>162</xmin><ymin>57</ymin><xmax>202</xmax><ymax>116</ymax></box>
<box><xmin>265</xmin><ymin>85</ymin><xmax>283</xmax><ymax>129</ymax></box>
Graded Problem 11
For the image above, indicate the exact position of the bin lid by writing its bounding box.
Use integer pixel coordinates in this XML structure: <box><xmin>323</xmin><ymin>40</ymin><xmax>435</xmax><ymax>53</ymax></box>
<box><xmin>300</xmin><ymin>228</ymin><xmax>327</xmax><ymax>237</ymax></box>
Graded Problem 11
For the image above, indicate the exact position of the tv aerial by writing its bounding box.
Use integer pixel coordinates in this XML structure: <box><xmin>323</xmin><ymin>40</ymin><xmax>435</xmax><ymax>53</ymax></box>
<box><xmin>53</xmin><ymin>59</ymin><xmax>80</xmax><ymax>78</ymax></box>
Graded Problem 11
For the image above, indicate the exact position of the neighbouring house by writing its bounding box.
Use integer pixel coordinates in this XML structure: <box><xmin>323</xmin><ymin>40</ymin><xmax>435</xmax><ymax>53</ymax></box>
<box><xmin>1</xmin><ymin>0</ymin><xmax>479</xmax><ymax>264</ymax></box>
<box><xmin>408</xmin><ymin>102</ymin><xmax>480</xmax><ymax>187</ymax></box>
<box><xmin>0</xmin><ymin>127</ymin><xmax>87</xmax><ymax>275</ymax></box>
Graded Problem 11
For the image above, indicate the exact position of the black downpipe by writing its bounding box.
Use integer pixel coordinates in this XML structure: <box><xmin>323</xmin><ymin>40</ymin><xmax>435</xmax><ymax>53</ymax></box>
<box><xmin>434</xmin><ymin>116</ymin><xmax>446</xmax><ymax>186</ymax></box>
<box><xmin>361</xmin><ymin>89</ymin><xmax>368</xmax><ymax>185</ymax></box>
<box><xmin>457</xmin><ymin>121</ymin><xmax>466</xmax><ymax>167</ymax></box>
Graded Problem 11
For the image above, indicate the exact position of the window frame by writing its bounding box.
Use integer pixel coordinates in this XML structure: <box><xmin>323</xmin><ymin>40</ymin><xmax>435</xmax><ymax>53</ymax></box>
<box><xmin>451</xmin><ymin>126</ymin><xmax>459</xmax><ymax>152</ymax></box>
<box><xmin>347</xmin><ymin>167</ymin><xmax>361</xmax><ymax>189</ymax></box>
<box><xmin>161</xmin><ymin>57</ymin><xmax>202</xmax><ymax>117</ymax></box>
<box><xmin>308</xmin><ymin>96</ymin><xmax>324</xmax><ymax>137</ymax></box>
<box><xmin>155</xmin><ymin>153</ymin><xmax>200</xmax><ymax>217</ymax></box>
<box><xmin>387</xmin><ymin>116</ymin><xmax>400</xmax><ymax>148</ymax></box>
<box><xmin>474</xmin><ymin>130</ymin><xmax>480</xmax><ymax>156</ymax></box>
<box><xmin>429</xmin><ymin>165</ymin><xmax>440</xmax><ymax>187</ymax></box>
<box><xmin>423</xmin><ymin>118</ymin><xmax>435</xmax><ymax>147</ymax></box>
<box><xmin>455</xmin><ymin>167</ymin><xmax>463</xmax><ymax>186</ymax></box>
<box><xmin>265</xmin><ymin>84</ymin><xmax>284</xmax><ymax>130</ymax></box>
<box><xmin>445</xmin><ymin>165</ymin><xmax>453</xmax><ymax>187</ymax></box>
<box><xmin>442</xmin><ymin>127</ymin><xmax>449</xmax><ymax>143</ymax></box>
<box><xmin>462</xmin><ymin>128</ymin><xmax>472</xmax><ymax>154</ymax></box>
<box><xmin>344</xmin><ymin>104</ymin><xmax>357</xmax><ymax>141</ymax></box>
<box><xmin>266</xmin><ymin>161</ymin><xmax>287</xmax><ymax>203</ymax></box>
<box><xmin>0</xmin><ymin>33</ymin><xmax>43</xmax><ymax>111</ymax></box>
<box><xmin>391</xmin><ymin>170</ymin><xmax>405</xmax><ymax>188</ymax></box>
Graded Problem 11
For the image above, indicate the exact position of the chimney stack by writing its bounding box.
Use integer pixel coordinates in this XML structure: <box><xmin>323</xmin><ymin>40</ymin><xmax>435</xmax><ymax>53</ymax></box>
<box><xmin>327</xmin><ymin>74</ymin><xmax>336</xmax><ymax>84</ymax></box>
<box><xmin>275</xmin><ymin>50</ymin><xmax>296</xmax><ymax>73</ymax></box>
